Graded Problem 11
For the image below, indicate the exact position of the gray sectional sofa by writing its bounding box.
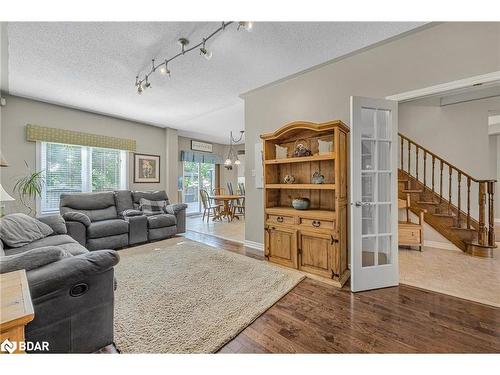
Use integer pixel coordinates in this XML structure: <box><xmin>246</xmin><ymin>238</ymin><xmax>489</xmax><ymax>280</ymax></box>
<box><xmin>60</xmin><ymin>190</ymin><xmax>187</xmax><ymax>250</ymax></box>
<box><xmin>0</xmin><ymin>213</ymin><xmax>119</xmax><ymax>353</ymax></box>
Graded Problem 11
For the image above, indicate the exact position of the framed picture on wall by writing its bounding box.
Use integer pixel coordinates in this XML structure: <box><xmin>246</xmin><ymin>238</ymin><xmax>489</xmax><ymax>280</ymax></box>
<box><xmin>134</xmin><ymin>153</ymin><xmax>160</xmax><ymax>183</ymax></box>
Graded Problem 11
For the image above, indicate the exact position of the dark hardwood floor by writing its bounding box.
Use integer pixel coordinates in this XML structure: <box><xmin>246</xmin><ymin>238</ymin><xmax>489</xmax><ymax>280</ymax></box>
<box><xmin>101</xmin><ymin>231</ymin><xmax>500</xmax><ymax>354</ymax></box>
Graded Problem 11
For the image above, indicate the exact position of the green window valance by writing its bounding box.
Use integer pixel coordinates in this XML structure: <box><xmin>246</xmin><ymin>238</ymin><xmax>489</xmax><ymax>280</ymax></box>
<box><xmin>180</xmin><ymin>150</ymin><xmax>223</xmax><ymax>164</ymax></box>
<box><xmin>26</xmin><ymin>124</ymin><xmax>136</xmax><ymax>152</ymax></box>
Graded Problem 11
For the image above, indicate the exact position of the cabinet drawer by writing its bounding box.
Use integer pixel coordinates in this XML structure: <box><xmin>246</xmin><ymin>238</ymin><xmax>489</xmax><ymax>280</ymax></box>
<box><xmin>399</xmin><ymin>227</ymin><xmax>421</xmax><ymax>245</ymax></box>
<box><xmin>299</xmin><ymin>218</ymin><xmax>335</xmax><ymax>230</ymax></box>
<box><xmin>267</xmin><ymin>214</ymin><xmax>294</xmax><ymax>225</ymax></box>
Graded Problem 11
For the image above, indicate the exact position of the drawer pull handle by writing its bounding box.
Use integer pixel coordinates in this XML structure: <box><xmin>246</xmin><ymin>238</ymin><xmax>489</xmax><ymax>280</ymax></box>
<box><xmin>277</xmin><ymin>216</ymin><xmax>284</xmax><ymax>223</ymax></box>
<box><xmin>312</xmin><ymin>220</ymin><xmax>321</xmax><ymax>227</ymax></box>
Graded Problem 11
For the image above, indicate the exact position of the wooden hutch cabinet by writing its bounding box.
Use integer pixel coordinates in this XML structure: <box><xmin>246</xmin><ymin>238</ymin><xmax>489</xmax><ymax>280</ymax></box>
<box><xmin>261</xmin><ymin>120</ymin><xmax>350</xmax><ymax>287</ymax></box>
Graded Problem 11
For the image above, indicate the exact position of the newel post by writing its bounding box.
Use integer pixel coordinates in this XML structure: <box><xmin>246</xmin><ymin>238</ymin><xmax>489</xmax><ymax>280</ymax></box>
<box><xmin>478</xmin><ymin>182</ymin><xmax>487</xmax><ymax>246</ymax></box>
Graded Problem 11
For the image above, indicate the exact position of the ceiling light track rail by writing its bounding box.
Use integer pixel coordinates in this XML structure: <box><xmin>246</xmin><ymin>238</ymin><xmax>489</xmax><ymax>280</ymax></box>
<box><xmin>135</xmin><ymin>21</ymin><xmax>253</xmax><ymax>94</ymax></box>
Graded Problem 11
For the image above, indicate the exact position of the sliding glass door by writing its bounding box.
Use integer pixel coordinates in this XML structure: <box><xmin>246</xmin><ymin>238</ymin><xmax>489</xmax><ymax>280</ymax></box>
<box><xmin>182</xmin><ymin>161</ymin><xmax>216</xmax><ymax>215</ymax></box>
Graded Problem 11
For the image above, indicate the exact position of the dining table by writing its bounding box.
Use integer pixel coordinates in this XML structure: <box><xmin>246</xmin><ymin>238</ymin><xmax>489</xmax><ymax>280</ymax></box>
<box><xmin>209</xmin><ymin>194</ymin><xmax>244</xmax><ymax>221</ymax></box>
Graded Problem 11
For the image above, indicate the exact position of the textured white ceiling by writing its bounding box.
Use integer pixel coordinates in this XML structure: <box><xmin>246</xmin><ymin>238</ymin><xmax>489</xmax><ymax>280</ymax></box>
<box><xmin>7</xmin><ymin>22</ymin><xmax>425</xmax><ymax>144</ymax></box>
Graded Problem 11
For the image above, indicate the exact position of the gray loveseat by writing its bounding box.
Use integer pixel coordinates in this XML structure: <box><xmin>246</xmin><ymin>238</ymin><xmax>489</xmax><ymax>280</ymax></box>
<box><xmin>0</xmin><ymin>213</ymin><xmax>119</xmax><ymax>353</ymax></box>
<box><xmin>60</xmin><ymin>190</ymin><xmax>187</xmax><ymax>250</ymax></box>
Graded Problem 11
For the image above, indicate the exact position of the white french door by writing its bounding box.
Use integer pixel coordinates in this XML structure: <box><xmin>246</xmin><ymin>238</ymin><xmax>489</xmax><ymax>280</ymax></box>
<box><xmin>350</xmin><ymin>96</ymin><xmax>399</xmax><ymax>292</ymax></box>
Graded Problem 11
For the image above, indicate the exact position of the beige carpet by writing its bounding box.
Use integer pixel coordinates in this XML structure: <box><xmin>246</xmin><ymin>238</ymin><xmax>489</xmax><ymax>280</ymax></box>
<box><xmin>113</xmin><ymin>238</ymin><xmax>304</xmax><ymax>353</ymax></box>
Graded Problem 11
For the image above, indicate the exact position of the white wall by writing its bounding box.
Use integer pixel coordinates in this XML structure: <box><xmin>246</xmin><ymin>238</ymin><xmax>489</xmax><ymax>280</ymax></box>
<box><xmin>243</xmin><ymin>22</ymin><xmax>500</xmax><ymax>245</ymax></box>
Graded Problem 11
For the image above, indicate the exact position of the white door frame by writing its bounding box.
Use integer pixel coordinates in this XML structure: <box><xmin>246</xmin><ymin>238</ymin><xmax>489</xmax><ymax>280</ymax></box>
<box><xmin>385</xmin><ymin>70</ymin><xmax>500</xmax><ymax>103</ymax></box>
<box><xmin>350</xmin><ymin>96</ymin><xmax>399</xmax><ymax>292</ymax></box>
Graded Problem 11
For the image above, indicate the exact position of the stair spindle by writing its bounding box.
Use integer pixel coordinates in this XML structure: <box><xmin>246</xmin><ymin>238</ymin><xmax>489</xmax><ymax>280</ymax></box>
<box><xmin>467</xmin><ymin>177</ymin><xmax>471</xmax><ymax>229</ymax></box>
<box><xmin>407</xmin><ymin>141</ymin><xmax>411</xmax><ymax>174</ymax></box>
<box><xmin>457</xmin><ymin>172</ymin><xmax>461</xmax><ymax>227</ymax></box>
<box><xmin>439</xmin><ymin>160</ymin><xmax>444</xmax><ymax>204</ymax></box>
<box><xmin>423</xmin><ymin>150</ymin><xmax>427</xmax><ymax>188</ymax></box>
<box><xmin>488</xmin><ymin>181</ymin><xmax>495</xmax><ymax>246</ymax></box>
<box><xmin>448</xmin><ymin>167</ymin><xmax>452</xmax><ymax>214</ymax></box>
<box><xmin>400</xmin><ymin>137</ymin><xmax>403</xmax><ymax>170</ymax></box>
<box><xmin>416</xmin><ymin>147</ymin><xmax>419</xmax><ymax>181</ymax></box>
<box><xmin>432</xmin><ymin>156</ymin><xmax>435</xmax><ymax>193</ymax></box>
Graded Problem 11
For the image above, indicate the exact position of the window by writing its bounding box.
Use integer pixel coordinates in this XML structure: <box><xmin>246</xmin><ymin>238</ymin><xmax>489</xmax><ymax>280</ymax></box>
<box><xmin>38</xmin><ymin>142</ymin><xmax>127</xmax><ymax>214</ymax></box>
<box><xmin>182</xmin><ymin>161</ymin><xmax>216</xmax><ymax>214</ymax></box>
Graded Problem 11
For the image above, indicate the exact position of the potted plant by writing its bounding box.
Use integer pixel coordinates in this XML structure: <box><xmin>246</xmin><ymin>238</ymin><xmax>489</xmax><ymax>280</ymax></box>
<box><xmin>13</xmin><ymin>161</ymin><xmax>45</xmax><ymax>216</ymax></box>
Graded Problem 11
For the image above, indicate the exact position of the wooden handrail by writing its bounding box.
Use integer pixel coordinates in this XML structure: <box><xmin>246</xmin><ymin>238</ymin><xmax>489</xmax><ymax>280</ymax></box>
<box><xmin>398</xmin><ymin>133</ymin><xmax>496</xmax><ymax>183</ymax></box>
<box><xmin>399</xmin><ymin>132</ymin><xmax>496</xmax><ymax>247</ymax></box>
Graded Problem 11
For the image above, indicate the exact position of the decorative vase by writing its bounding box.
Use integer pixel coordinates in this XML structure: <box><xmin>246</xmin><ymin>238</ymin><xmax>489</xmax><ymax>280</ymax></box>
<box><xmin>283</xmin><ymin>175</ymin><xmax>295</xmax><ymax>184</ymax></box>
<box><xmin>312</xmin><ymin>171</ymin><xmax>325</xmax><ymax>184</ymax></box>
<box><xmin>292</xmin><ymin>198</ymin><xmax>310</xmax><ymax>210</ymax></box>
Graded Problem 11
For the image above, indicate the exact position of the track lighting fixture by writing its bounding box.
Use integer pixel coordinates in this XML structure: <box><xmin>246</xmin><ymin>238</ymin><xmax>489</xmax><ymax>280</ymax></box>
<box><xmin>237</xmin><ymin>21</ymin><xmax>253</xmax><ymax>32</ymax></box>
<box><xmin>134</xmin><ymin>22</ymin><xmax>253</xmax><ymax>94</ymax></box>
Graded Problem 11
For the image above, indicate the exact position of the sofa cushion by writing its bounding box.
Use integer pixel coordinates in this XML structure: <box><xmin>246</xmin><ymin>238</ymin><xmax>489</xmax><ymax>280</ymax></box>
<box><xmin>132</xmin><ymin>191</ymin><xmax>169</xmax><ymax>205</ymax></box>
<box><xmin>139</xmin><ymin>198</ymin><xmax>167</xmax><ymax>216</ymax></box>
<box><xmin>3</xmin><ymin>234</ymin><xmax>80</xmax><ymax>256</ymax></box>
<box><xmin>0</xmin><ymin>213</ymin><xmax>54</xmax><ymax>248</ymax></box>
<box><xmin>0</xmin><ymin>246</ymin><xmax>66</xmax><ymax>274</ymax></box>
<box><xmin>87</xmin><ymin>219</ymin><xmax>129</xmax><ymax>239</ymax></box>
<box><xmin>62</xmin><ymin>212</ymin><xmax>91</xmax><ymax>227</ymax></box>
<box><xmin>58</xmin><ymin>242</ymin><xmax>89</xmax><ymax>256</ymax></box>
<box><xmin>60</xmin><ymin>192</ymin><xmax>118</xmax><ymax>222</ymax></box>
<box><xmin>147</xmin><ymin>214</ymin><xmax>176</xmax><ymax>229</ymax></box>
<box><xmin>114</xmin><ymin>190</ymin><xmax>134</xmax><ymax>216</ymax></box>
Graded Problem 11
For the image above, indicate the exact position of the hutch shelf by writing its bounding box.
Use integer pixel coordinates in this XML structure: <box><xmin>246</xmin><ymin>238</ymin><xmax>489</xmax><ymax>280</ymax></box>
<box><xmin>260</xmin><ymin>120</ymin><xmax>350</xmax><ymax>287</ymax></box>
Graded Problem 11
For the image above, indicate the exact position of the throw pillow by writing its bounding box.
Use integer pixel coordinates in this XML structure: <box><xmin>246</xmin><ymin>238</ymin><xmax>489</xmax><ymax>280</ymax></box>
<box><xmin>139</xmin><ymin>198</ymin><xmax>167</xmax><ymax>216</ymax></box>
<box><xmin>0</xmin><ymin>213</ymin><xmax>54</xmax><ymax>248</ymax></box>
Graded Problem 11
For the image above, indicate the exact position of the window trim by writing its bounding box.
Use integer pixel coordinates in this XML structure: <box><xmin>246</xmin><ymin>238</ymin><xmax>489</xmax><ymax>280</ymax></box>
<box><xmin>36</xmin><ymin>141</ymin><xmax>129</xmax><ymax>216</ymax></box>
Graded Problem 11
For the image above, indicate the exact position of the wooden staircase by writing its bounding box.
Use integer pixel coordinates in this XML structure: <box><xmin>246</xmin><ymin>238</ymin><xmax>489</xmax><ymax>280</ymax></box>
<box><xmin>398</xmin><ymin>133</ymin><xmax>497</xmax><ymax>257</ymax></box>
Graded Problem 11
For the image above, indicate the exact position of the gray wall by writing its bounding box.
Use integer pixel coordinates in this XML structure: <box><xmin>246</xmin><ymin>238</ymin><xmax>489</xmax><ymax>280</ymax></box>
<box><xmin>0</xmin><ymin>95</ymin><xmax>170</xmax><ymax>214</ymax></box>
<box><xmin>243</xmin><ymin>22</ymin><xmax>500</xmax><ymax>244</ymax></box>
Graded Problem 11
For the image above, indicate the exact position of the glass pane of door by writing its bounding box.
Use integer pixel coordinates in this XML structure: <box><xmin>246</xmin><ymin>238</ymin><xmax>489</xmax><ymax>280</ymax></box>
<box><xmin>200</xmin><ymin>163</ymin><xmax>215</xmax><ymax>198</ymax></box>
<box><xmin>183</xmin><ymin>161</ymin><xmax>200</xmax><ymax>214</ymax></box>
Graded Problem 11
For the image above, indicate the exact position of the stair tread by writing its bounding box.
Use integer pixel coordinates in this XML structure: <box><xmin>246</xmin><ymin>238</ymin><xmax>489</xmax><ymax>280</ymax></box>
<box><xmin>402</xmin><ymin>189</ymin><xmax>423</xmax><ymax>193</ymax></box>
<box><xmin>432</xmin><ymin>213</ymin><xmax>456</xmax><ymax>218</ymax></box>
<box><xmin>450</xmin><ymin>226</ymin><xmax>476</xmax><ymax>231</ymax></box>
<box><xmin>417</xmin><ymin>201</ymin><xmax>439</xmax><ymax>205</ymax></box>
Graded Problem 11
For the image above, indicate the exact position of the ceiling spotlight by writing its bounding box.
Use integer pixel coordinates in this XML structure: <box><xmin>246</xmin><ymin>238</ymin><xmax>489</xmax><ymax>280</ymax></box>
<box><xmin>238</xmin><ymin>21</ymin><xmax>253</xmax><ymax>32</ymax></box>
<box><xmin>200</xmin><ymin>47</ymin><xmax>212</xmax><ymax>60</ymax></box>
<box><xmin>159</xmin><ymin>61</ymin><xmax>171</xmax><ymax>77</ymax></box>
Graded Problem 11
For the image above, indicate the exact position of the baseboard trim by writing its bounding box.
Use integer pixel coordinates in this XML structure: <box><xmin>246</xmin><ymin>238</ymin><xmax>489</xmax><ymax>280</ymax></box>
<box><xmin>244</xmin><ymin>240</ymin><xmax>264</xmax><ymax>252</ymax></box>
<box><xmin>423</xmin><ymin>240</ymin><xmax>461</xmax><ymax>252</ymax></box>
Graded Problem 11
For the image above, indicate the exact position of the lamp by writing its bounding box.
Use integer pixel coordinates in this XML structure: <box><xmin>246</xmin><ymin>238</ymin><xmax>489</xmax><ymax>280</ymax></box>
<box><xmin>0</xmin><ymin>152</ymin><xmax>8</xmax><ymax>167</ymax></box>
<box><xmin>0</xmin><ymin>183</ymin><xmax>15</xmax><ymax>216</ymax></box>
<box><xmin>224</xmin><ymin>130</ymin><xmax>244</xmax><ymax>170</ymax></box>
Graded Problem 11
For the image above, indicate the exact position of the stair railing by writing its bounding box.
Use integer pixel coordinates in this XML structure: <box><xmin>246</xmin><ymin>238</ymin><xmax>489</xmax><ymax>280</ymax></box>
<box><xmin>399</xmin><ymin>133</ymin><xmax>496</xmax><ymax>247</ymax></box>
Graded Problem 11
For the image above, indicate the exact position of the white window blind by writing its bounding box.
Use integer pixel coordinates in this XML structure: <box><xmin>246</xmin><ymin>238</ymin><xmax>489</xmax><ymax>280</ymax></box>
<box><xmin>39</xmin><ymin>142</ymin><xmax>128</xmax><ymax>214</ymax></box>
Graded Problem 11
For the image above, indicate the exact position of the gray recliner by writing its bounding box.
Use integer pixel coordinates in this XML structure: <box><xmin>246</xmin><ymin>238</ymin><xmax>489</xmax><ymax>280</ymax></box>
<box><xmin>61</xmin><ymin>190</ymin><xmax>187</xmax><ymax>250</ymax></box>
<box><xmin>0</xmin><ymin>214</ymin><xmax>119</xmax><ymax>353</ymax></box>
<box><xmin>60</xmin><ymin>192</ymin><xmax>129</xmax><ymax>251</ymax></box>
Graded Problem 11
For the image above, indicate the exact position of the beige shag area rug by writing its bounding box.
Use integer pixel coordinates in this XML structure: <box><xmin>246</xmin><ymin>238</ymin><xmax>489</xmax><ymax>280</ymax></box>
<box><xmin>113</xmin><ymin>239</ymin><xmax>304</xmax><ymax>353</ymax></box>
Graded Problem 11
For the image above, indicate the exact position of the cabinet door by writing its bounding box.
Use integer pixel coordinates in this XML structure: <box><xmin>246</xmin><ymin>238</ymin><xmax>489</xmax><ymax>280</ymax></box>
<box><xmin>265</xmin><ymin>226</ymin><xmax>297</xmax><ymax>268</ymax></box>
<box><xmin>298</xmin><ymin>230</ymin><xmax>337</xmax><ymax>278</ymax></box>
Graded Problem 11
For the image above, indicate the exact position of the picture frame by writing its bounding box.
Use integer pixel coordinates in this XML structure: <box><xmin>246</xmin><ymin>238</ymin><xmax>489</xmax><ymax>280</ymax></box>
<box><xmin>134</xmin><ymin>153</ymin><xmax>160</xmax><ymax>183</ymax></box>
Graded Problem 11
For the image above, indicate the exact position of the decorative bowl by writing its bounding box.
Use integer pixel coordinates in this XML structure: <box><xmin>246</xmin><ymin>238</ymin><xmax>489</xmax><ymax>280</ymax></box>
<box><xmin>292</xmin><ymin>198</ymin><xmax>310</xmax><ymax>210</ymax></box>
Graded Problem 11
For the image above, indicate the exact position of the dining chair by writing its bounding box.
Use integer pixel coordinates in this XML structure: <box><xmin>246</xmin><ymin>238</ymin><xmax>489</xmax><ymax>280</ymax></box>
<box><xmin>226</xmin><ymin>182</ymin><xmax>234</xmax><ymax>195</ymax></box>
<box><xmin>212</xmin><ymin>187</ymin><xmax>225</xmax><ymax>195</ymax></box>
<box><xmin>238</xmin><ymin>182</ymin><xmax>245</xmax><ymax>196</ymax></box>
<box><xmin>200</xmin><ymin>189</ymin><xmax>222</xmax><ymax>222</ymax></box>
